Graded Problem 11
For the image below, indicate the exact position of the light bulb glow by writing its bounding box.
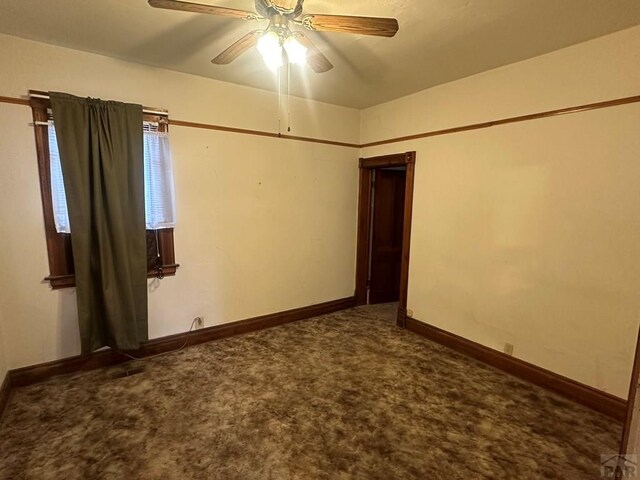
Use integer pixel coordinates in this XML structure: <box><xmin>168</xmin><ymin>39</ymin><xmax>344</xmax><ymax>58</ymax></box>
<box><xmin>257</xmin><ymin>31</ymin><xmax>283</xmax><ymax>72</ymax></box>
<box><xmin>284</xmin><ymin>36</ymin><xmax>307</xmax><ymax>66</ymax></box>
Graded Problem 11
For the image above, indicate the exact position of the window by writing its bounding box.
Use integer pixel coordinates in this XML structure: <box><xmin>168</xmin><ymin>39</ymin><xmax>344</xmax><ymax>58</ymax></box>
<box><xmin>31</xmin><ymin>93</ymin><xmax>179</xmax><ymax>289</ymax></box>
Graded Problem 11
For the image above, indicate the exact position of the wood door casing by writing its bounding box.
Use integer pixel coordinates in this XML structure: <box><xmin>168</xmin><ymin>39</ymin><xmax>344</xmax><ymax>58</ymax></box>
<box><xmin>620</xmin><ymin>327</ymin><xmax>640</xmax><ymax>467</ymax></box>
<box><xmin>355</xmin><ymin>152</ymin><xmax>416</xmax><ymax>327</ymax></box>
<box><xmin>369</xmin><ymin>169</ymin><xmax>406</xmax><ymax>304</ymax></box>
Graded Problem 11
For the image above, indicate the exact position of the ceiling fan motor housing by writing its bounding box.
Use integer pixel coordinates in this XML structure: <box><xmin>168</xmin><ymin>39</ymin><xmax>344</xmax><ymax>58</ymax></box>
<box><xmin>267</xmin><ymin>14</ymin><xmax>293</xmax><ymax>42</ymax></box>
<box><xmin>256</xmin><ymin>0</ymin><xmax>303</xmax><ymax>18</ymax></box>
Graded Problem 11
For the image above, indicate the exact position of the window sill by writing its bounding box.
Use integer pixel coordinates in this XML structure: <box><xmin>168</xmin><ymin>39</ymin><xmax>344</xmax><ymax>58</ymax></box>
<box><xmin>45</xmin><ymin>264</ymin><xmax>180</xmax><ymax>290</ymax></box>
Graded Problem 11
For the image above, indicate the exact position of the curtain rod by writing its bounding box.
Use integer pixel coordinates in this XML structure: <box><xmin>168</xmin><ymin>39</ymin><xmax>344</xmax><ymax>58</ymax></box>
<box><xmin>29</xmin><ymin>93</ymin><xmax>169</xmax><ymax>116</ymax></box>
<box><xmin>32</xmin><ymin>120</ymin><xmax>165</xmax><ymax>127</ymax></box>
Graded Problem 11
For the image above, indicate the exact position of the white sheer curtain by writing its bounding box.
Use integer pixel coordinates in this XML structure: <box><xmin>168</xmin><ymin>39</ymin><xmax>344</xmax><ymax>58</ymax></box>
<box><xmin>48</xmin><ymin>121</ymin><xmax>71</xmax><ymax>233</ymax></box>
<box><xmin>143</xmin><ymin>127</ymin><xmax>176</xmax><ymax>230</ymax></box>
<box><xmin>48</xmin><ymin>121</ymin><xmax>176</xmax><ymax>233</ymax></box>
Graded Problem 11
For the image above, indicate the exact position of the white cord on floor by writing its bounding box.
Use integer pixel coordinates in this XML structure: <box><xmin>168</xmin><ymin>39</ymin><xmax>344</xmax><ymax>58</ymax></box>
<box><xmin>117</xmin><ymin>317</ymin><xmax>199</xmax><ymax>361</ymax></box>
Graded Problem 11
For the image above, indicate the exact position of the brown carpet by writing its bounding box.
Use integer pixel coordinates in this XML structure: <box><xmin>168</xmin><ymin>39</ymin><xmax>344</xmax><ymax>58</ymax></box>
<box><xmin>0</xmin><ymin>304</ymin><xmax>621</xmax><ymax>479</ymax></box>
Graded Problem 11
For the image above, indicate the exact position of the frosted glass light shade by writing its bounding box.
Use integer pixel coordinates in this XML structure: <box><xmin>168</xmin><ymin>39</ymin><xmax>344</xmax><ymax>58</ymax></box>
<box><xmin>257</xmin><ymin>31</ymin><xmax>283</xmax><ymax>71</ymax></box>
<box><xmin>284</xmin><ymin>36</ymin><xmax>307</xmax><ymax>65</ymax></box>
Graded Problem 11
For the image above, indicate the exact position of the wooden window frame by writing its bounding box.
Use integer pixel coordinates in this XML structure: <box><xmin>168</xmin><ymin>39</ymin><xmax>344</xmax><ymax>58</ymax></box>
<box><xmin>30</xmin><ymin>94</ymin><xmax>178</xmax><ymax>290</ymax></box>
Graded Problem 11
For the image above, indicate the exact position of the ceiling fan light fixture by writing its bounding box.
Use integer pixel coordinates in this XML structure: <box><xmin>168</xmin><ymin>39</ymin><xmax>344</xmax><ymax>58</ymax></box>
<box><xmin>283</xmin><ymin>35</ymin><xmax>307</xmax><ymax>66</ymax></box>
<box><xmin>257</xmin><ymin>31</ymin><xmax>283</xmax><ymax>71</ymax></box>
<box><xmin>149</xmin><ymin>1</ymin><xmax>399</xmax><ymax>74</ymax></box>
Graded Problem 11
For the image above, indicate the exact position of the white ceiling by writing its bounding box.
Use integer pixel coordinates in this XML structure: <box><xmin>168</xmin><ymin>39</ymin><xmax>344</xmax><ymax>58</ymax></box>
<box><xmin>1</xmin><ymin>0</ymin><xmax>640</xmax><ymax>109</ymax></box>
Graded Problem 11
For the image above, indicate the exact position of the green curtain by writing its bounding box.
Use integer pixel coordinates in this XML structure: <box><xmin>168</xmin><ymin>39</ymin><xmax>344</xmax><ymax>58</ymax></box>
<box><xmin>50</xmin><ymin>92</ymin><xmax>148</xmax><ymax>353</ymax></box>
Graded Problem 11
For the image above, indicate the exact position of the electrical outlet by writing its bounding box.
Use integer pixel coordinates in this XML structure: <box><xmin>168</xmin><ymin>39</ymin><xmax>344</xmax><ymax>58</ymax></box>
<box><xmin>407</xmin><ymin>309</ymin><xmax>414</xmax><ymax>317</ymax></box>
<box><xmin>194</xmin><ymin>317</ymin><xmax>204</xmax><ymax>330</ymax></box>
<box><xmin>504</xmin><ymin>343</ymin><xmax>514</xmax><ymax>356</ymax></box>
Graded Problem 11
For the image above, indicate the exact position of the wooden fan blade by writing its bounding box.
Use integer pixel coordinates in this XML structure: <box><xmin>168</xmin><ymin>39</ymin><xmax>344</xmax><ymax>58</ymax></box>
<box><xmin>301</xmin><ymin>14</ymin><xmax>399</xmax><ymax>37</ymax></box>
<box><xmin>292</xmin><ymin>32</ymin><xmax>333</xmax><ymax>73</ymax></box>
<box><xmin>149</xmin><ymin>0</ymin><xmax>257</xmax><ymax>20</ymax></box>
<box><xmin>212</xmin><ymin>30</ymin><xmax>262</xmax><ymax>65</ymax></box>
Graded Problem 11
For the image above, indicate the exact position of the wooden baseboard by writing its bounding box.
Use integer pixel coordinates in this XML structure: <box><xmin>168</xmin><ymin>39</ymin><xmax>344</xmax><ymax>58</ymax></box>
<box><xmin>0</xmin><ymin>372</ymin><xmax>11</xmax><ymax>422</ymax></box>
<box><xmin>406</xmin><ymin>316</ymin><xmax>627</xmax><ymax>422</ymax></box>
<box><xmin>8</xmin><ymin>296</ymin><xmax>356</xmax><ymax>388</ymax></box>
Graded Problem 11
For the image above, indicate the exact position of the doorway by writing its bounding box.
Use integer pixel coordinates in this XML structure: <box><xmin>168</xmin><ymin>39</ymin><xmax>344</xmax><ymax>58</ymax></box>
<box><xmin>369</xmin><ymin>167</ymin><xmax>406</xmax><ymax>304</ymax></box>
<box><xmin>355</xmin><ymin>152</ymin><xmax>416</xmax><ymax>327</ymax></box>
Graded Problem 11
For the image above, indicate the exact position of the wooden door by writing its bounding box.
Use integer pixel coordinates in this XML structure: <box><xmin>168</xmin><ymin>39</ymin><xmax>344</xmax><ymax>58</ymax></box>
<box><xmin>369</xmin><ymin>169</ymin><xmax>406</xmax><ymax>304</ymax></box>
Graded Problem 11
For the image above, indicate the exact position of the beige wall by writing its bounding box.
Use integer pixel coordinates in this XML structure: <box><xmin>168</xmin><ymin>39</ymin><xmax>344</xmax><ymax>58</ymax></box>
<box><xmin>0</xmin><ymin>34</ymin><xmax>360</xmax><ymax>369</ymax></box>
<box><xmin>361</xmin><ymin>26</ymin><xmax>640</xmax><ymax>398</ymax></box>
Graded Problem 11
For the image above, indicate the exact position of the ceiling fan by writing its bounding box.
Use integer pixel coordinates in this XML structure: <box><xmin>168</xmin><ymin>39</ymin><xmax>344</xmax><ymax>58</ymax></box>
<box><xmin>148</xmin><ymin>0</ymin><xmax>399</xmax><ymax>73</ymax></box>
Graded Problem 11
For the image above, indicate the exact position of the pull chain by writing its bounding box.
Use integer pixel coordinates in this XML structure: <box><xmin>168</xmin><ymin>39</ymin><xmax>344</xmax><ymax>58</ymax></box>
<box><xmin>277</xmin><ymin>64</ymin><xmax>282</xmax><ymax>135</ymax></box>
<box><xmin>287</xmin><ymin>61</ymin><xmax>291</xmax><ymax>132</ymax></box>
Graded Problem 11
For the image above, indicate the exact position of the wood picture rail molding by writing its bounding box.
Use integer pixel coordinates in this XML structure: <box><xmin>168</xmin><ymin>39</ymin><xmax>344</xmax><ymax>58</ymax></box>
<box><xmin>0</xmin><ymin>95</ymin><xmax>29</xmax><ymax>106</ymax></box>
<box><xmin>360</xmin><ymin>94</ymin><xmax>640</xmax><ymax>148</ymax></box>
<box><xmin>169</xmin><ymin>118</ymin><xmax>360</xmax><ymax>148</ymax></box>
<box><xmin>1</xmin><ymin>93</ymin><xmax>639</xmax><ymax>149</ymax></box>
<box><xmin>0</xmin><ymin>94</ymin><xmax>360</xmax><ymax>149</ymax></box>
